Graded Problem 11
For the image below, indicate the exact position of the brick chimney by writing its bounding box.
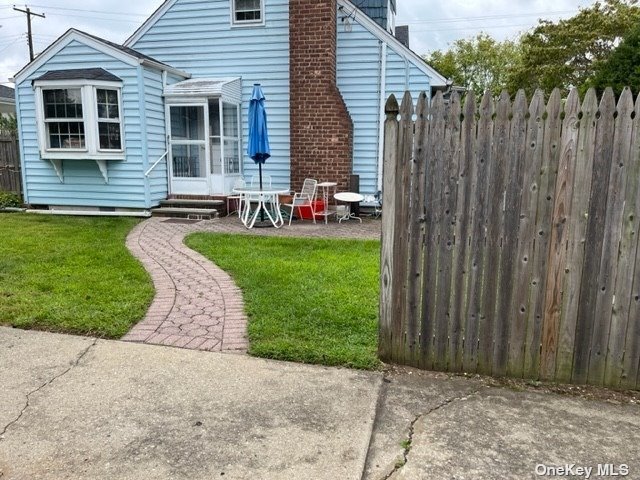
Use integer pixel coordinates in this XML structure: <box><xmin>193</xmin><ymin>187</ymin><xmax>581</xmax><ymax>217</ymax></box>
<box><xmin>289</xmin><ymin>0</ymin><xmax>353</xmax><ymax>192</ymax></box>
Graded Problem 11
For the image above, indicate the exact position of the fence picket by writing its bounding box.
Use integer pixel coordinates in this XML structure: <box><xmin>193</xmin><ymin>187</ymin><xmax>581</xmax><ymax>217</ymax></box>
<box><xmin>420</xmin><ymin>92</ymin><xmax>446</xmax><ymax>369</ymax></box>
<box><xmin>449</xmin><ymin>91</ymin><xmax>477</xmax><ymax>372</ymax></box>
<box><xmin>621</xmin><ymin>94</ymin><xmax>640</xmax><ymax>390</ymax></box>
<box><xmin>477</xmin><ymin>91</ymin><xmax>510</xmax><ymax>374</ymax></box>
<box><xmin>540</xmin><ymin>89</ymin><xmax>580</xmax><ymax>380</ymax></box>
<box><xmin>378</xmin><ymin>94</ymin><xmax>399</xmax><ymax>361</ymax></box>
<box><xmin>406</xmin><ymin>92</ymin><xmax>429</xmax><ymax>363</ymax></box>
<box><xmin>553</xmin><ymin>88</ymin><xmax>599</xmax><ymax>382</ymax></box>
<box><xmin>507</xmin><ymin>90</ymin><xmax>545</xmax><ymax>377</ymax></box>
<box><xmin>462</xmin><ymin>91</ymin><xmax>493</xmax><ymax>373</ymax></box>
<box><xmin>0</xmin><ymin>132</ymin><xmax>21</xmax><ymax>195</ymax></box>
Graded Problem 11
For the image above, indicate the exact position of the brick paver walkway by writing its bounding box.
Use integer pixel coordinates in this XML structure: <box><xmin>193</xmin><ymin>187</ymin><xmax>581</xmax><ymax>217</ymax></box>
<box><xmin>123</xmin><ymin>216</ymin><xmax>381</xmax><ymax>353</ymax></box>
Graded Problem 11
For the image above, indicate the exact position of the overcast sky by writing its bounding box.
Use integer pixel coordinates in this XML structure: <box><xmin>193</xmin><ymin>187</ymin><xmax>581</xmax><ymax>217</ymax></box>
<box><xmin>0</xmin><ymin>0</ymin><xmax>594</xmax><ymax>86</ymax></box>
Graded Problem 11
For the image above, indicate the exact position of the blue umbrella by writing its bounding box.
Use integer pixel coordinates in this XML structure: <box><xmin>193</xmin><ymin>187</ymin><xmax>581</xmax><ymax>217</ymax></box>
<box><xmin>247</xmin><ymin>84</ymin><xmax>271</xmax><ymax>191</ymax></box>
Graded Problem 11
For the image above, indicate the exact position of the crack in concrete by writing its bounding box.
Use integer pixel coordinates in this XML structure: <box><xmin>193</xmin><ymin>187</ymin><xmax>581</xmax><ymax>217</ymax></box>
<box><xmin>0</xmin><ymin>339</ymin><xmax>97</xmax><ymax>440</ymax></box>
<box><xmin>381</xmin><ymin>389</ymin><xmax>482</xmax><ymax>480</ymax></box>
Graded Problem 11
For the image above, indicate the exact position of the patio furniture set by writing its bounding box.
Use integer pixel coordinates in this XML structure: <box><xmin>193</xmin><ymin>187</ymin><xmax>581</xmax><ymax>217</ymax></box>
<box><xmin>230</xmin><ymin>176</ymin><xmax>368</xmax><ymax>229</ymax></box>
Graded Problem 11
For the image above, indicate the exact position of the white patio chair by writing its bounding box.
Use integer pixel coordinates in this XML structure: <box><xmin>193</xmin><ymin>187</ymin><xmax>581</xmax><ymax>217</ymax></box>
<box><xmin>227</xmin><ymin>177</ymin><xmax>246</xmax><ymax>218</ymax></box>
<box><xmin>284</xmin><ymin>178</ymin><xmax>318</xmax><ymax>226</ymax></box>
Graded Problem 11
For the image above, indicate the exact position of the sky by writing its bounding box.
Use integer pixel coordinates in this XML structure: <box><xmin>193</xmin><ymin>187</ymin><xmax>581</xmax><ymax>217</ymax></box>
<box><xmin>0</xmin><ymin>0</ymin><xmax>595</xmax><ymax>86</ymax></box>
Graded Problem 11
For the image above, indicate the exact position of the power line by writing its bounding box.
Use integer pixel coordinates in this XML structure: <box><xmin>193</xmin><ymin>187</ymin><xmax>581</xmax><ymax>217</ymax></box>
<box><xmin>400</xmin><ymin>9</ymin><xmax>579</xmax><ymax>25</ymax></box>
<box><xmin>27</xmin><ymin>4</ymin><xmax>148</xmax><ymax>18</ymax></box>
<box><xmin>44</xmin><ymin>12</ymin><xmax>142</xmax><ymax>24</ymax></box>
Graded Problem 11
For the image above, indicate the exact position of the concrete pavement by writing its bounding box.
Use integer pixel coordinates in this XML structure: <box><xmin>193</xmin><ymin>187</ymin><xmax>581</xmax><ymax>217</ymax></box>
<box><xmin>1</xmin><ymin>327</ymin><xmax>639</xmax><ymax>480</ymax></box>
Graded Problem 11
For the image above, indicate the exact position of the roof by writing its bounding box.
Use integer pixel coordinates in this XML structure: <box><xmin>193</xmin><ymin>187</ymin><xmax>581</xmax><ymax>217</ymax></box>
<box><xmin>34</xmin><ymin>68</ymin><xmax>121</xmax><ymax>83</ymax></box>
<box><xmin>0</xmin><ymin>85</ymin><xmax>15</xmax><ymax>101</ymax></box>
<box><xmin>13</xmin><ymin>28</ymin><xmax>190</xmax><ymax>84</ymax></box>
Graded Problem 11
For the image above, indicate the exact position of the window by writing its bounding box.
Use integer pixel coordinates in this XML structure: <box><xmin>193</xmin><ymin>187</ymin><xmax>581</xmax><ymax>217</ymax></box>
<box><xmin>35</xmin><ymin>81</ymin><xmax>124</xmax><ymax>160</ymax></box>
<box><xmin>43</xmin><ymin>89</ymin><xmax>85</xmax><ymax>149</ymax></box>
<box><xmin>232</xmin><ymin>0</ymin><xmax>263</xmax><ymax>25</ymax></box>
<box><xmin>96</xmin><ymin>89</ymin><xmax>122</xmax><ymax>150</ymax></box>
<box><xmin>208</xmin><ymin>99</ymin><xmax>240</xmax><ymax>175</ymax></box>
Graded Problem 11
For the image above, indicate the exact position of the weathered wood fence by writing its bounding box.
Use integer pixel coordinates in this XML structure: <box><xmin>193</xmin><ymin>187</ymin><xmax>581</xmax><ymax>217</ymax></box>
<box><xmin>379</xmin><ymin>87</ymin><xmax>640</xmax><ymax>390</ymax></box>
<box><xmin>0</xmin><ymin>131</ymin><xmax>21</xmax><ymax>195</ymax></box>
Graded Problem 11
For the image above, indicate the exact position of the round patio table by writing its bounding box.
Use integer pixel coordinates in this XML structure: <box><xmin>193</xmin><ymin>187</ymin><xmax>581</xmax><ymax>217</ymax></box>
<box><xmin>233</xmin><ymin>187</ymin><xmax>289</xmax><ymax>229</ymax></box>
<box><xmin>334</xmin><ymin>192</ymin><xmax>364</xmax><ymax>223</ymax></box>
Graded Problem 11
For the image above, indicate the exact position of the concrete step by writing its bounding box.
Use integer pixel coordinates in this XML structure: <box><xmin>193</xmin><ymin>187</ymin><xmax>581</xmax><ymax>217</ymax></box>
<box><xmin>151</xmin><ymin>207</ymin><xmax>219</xmax><ymax>220</ymax></box>
<box><xmin>160</xmin><ymin>199</ymin><xmax>225</xmax><ymax>208</ymax></box>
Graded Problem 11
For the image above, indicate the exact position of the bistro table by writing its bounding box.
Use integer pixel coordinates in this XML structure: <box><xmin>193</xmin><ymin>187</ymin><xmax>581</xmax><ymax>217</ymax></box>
<box><xmin>334</xmin><ymin>192</ymin><xmax>364</xmax><ymax>223</ymax></box>
<box><xmin>233</xmin><ymin>186</ymin><xmax>289</xmax><ymax>229</ymax></box>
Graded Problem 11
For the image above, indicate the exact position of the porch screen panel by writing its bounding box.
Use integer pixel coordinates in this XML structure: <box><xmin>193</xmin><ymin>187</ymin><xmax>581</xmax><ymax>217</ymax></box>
<box><xmin>222</xmin><ymin>103</ymin><xmax>240</xmax><ymax>174</ymax></box>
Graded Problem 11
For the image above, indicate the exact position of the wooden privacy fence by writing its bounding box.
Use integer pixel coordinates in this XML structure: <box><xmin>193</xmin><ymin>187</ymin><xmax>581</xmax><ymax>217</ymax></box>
<box><xmin>0</xmin><ymin>131</ymin><xmax>21</xmax><ymax>195</ymax></box>
<box><xmin>379</xmin><ymin>87</ymin><xmax>640</xmax><ymax>390</ymax></box>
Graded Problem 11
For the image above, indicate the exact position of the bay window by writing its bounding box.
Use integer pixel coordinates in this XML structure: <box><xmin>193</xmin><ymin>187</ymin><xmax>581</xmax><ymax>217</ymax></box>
<box><xmin>34</xmin><ymin>80</ymin><xmax>124</xmax><ymax>160</ymax></box>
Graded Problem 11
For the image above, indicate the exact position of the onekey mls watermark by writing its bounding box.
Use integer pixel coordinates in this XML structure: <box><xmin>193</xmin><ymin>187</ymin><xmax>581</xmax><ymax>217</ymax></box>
<box><xmin>535</xmin><ymin>464</ymin><xmax>630</xmax><ymax>478</ymax></box>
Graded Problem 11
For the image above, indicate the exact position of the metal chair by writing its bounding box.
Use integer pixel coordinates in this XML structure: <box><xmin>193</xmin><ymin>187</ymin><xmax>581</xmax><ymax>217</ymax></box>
<box><xmin>284</xmin><ymin>178</ymin><xmax>318</xmax><ymax>226</ymax></box>
<box><xmin>227</xmin><ymin>177</ymin><xmax>246</xmax><ymax>217</ymax></box>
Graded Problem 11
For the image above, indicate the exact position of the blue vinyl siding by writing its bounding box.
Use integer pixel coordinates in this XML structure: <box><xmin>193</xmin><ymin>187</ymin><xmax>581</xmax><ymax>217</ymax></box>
<box><xmin>143</xmin><ymin>68</ymin><xmax>170</xmax><ymax>205</ymax></box>
<box><xmin>337</xmin><ymin>15</ymin><xmax>431</xmax><ymax>194</ymax></box>
<box><xmin>130</xmin><ymin>0</ymin><xmax>291</xmax><ymax>189</ymax></box>
<box><xmin>16</xmin><ymin>40</ymin><xmax>147</xmax><ymax>208</ymax></box>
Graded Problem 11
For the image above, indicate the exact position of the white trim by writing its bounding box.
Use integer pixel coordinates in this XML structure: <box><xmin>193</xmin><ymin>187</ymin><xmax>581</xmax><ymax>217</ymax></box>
<box><xmin>230</xmin><ymin>0</ymin><xmax>265</xmax><ymax>27</ymax></box>
<box><xmin>14</xmin><ymin>29</ymin><xmax>189</xmax><ymax>85</ymax></box>
<box><xmin>337</xmin><ymin>0</ymin><xmax>448</xmax><ymax>87</ymax></box>
<box><xmin>125</xmin><ymin>0</ymin><xmax>178</xmax><ymax>47</ymax></box>
<box><xmin>377</xmin><ymin>42</ymin><xmax>387</xmax><ymax>192</ymax></box>
<box><xmin>33</xmin><ymin>79</ymin><xmax>122</xmax><ymax>88</ymax></box>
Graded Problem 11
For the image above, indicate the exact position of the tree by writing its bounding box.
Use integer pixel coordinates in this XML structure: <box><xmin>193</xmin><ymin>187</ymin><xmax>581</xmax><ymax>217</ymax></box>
<box><xmin>424</xmin><ymin>33</ymin><xmax>522</xmax><ymax>97</ymax></box>
<box><xmin>588</xmin><ymin>23</ymin><xmax>640</xmax><ymax>95</ymax></box>
<box><xmin>507</xmin><ymin>0</ymin><xmax>640</xmax><ymax>95</ymax></box>
<box><xmin>0</xmin><ymin>115</ymin><xmax>17</xmax><ymax>132</ymax></box>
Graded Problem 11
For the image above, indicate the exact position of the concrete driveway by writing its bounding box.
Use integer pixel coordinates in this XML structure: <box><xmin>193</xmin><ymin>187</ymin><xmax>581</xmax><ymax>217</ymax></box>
<box><xmin>1</xmin><ymin>326</ymin><xmax>639</xmax><ymax>480</ymax></box>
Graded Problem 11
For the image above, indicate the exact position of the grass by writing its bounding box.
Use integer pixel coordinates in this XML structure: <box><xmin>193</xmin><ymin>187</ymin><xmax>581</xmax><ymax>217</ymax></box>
<box><xmin>186</xmin><ymin>233</ymin><xmax>381</xmax><ymax>369</ymax></box>
<box><xmin>0</xmin><ymin>213</ymin><xmax>154</xmax><ymax>337</ymax></box>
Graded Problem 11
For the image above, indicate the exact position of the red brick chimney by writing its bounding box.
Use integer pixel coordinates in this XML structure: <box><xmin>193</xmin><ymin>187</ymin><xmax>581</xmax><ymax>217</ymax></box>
<box><xmin>289</xmin><ymin>0</ymin><xmax>354</xmax><ymax>192</ymax></box>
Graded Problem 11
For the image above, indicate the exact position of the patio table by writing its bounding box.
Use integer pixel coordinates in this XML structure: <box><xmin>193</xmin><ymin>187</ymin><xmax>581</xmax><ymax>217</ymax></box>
<box><xmin>334</xmin><ymin>192</ymin><xmax>364</xmax><ymax>223</ymax></box>
<box><xmin>233</xmin><ymin>186</ymin><xmax>289</xmax><ymax>229</ymax></box>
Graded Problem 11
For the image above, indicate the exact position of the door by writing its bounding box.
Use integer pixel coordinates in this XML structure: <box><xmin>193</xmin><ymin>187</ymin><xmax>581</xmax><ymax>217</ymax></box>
<box><xmin>168</xmin><ymin>104</ymin><xmax>209</xmax><ymax>195</ymax></box>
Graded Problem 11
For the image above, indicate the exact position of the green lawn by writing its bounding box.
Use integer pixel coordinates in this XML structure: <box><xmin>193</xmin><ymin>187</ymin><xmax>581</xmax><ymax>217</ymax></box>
<box><xmin>0</xmin><ymin>213</ymin><xmax>154</xmax><ymax>337</ymax></box>
<box><xmin>186</xmin><ymin>233</ymin><xmax>381</xmax><ymax>369</ymax></box>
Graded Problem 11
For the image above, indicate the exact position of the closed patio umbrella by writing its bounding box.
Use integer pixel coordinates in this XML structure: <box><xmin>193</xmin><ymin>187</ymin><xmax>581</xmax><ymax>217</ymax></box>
<box><xmin>247</xmin><ymin>83</ymin><xmax>271</xmax><ymax>190</ymax></box>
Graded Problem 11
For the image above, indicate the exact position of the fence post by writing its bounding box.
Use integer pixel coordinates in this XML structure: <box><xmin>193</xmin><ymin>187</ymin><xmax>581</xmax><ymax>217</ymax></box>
<box><xmin>378</xmin><ymin>94</ymin><xmax>399</xmax><ymax>361</ymax></box>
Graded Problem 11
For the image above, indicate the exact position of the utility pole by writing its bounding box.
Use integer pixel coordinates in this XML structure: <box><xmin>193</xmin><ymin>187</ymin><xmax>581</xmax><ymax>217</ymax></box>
<box><xmin>13</xmin><ymin>5</ymin><xmax>45</xmax><ymax>62</ymax></box>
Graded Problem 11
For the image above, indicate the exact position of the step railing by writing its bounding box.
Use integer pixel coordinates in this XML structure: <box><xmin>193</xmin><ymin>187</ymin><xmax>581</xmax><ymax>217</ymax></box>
<box><xmin>144</xmin><ymin>151</ymin><xmax>168</xmax><ymax>177</ymax></box>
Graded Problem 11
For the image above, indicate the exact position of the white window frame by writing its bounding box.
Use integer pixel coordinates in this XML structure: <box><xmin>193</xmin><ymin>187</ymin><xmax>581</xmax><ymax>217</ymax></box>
<box><xmin>34</xmin><ymin>79</ymin><xmax>125</xmax><ymax>161</ymax></box>
<box><xmin>230</xmin><ymin>0</ymin><xmax>265</xmax><ymax>27</ymax></box>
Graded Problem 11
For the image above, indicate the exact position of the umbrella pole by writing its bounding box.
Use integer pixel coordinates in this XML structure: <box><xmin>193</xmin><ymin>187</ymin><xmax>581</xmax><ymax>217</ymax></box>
<box><xmin>259</xmin><ymin>163</ymin><xmax>265</xmax><ymax>222</ymax></box>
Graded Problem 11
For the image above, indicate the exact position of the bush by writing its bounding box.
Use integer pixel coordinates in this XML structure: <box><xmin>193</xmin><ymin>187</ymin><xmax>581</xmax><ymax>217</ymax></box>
<box><xmin>0</xmin><ymin>192</ymin><xmax>22</xmax><ymax>208</ymax></box>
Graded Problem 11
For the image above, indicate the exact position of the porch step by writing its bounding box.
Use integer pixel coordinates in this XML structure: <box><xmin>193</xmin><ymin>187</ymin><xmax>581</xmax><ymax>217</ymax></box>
<box><xmin>160</xmin><ymin>199</ymin><xmax>225</xmax><ymax>208</ymax></box>
<box><xmin>151</xmin><ymin>207</ymin><xmax>219</xmax><ymax>220</ymax></box>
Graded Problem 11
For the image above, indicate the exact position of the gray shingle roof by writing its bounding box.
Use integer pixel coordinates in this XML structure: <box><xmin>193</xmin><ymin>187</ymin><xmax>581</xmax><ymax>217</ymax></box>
<box><xmin>0</xmin><ymin>85</ymin><xmax>15</xmax><ymax>100</ymax></box>
<box><xmin>34</xmin><ymin>68</ymin><xmax>122</xmax><ymax>83</ymax></box>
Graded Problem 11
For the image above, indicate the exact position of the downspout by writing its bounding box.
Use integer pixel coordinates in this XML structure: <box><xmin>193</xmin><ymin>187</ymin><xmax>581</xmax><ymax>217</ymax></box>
<box><xmin>377</xmin><ymin>41</ymin><xmax>387</xmax><ymax>192</ymax></box>
<box><xmin>14</xmin><ymin>84</ymin><xmax>29</xmax><ymax>204</ymax></box>
<box><xmin>137</xmin><ymin>65</ymin><xmax>151</xmax><ymax>208</ymax></box>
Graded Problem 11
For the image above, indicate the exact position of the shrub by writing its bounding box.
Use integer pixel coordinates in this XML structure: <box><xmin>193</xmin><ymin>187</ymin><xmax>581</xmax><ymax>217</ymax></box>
<box><xmin>0</xmin><ymin>192</ymin><xmax>22</xmax><ymax>208</ymax></box>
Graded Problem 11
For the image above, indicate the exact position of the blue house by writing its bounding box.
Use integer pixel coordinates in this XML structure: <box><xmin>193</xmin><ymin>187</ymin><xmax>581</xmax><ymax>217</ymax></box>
<box><xmin>12</xmin><ymin>0</ymin><xmax>447</xmax><ymax>214</ymax></box>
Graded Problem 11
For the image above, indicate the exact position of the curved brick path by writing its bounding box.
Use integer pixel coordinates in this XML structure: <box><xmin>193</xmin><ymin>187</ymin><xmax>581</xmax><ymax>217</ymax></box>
<box><xmin>122</xmin><ymin>216</ymin><xmax>381</xmax><ymax>353</ymax></box>
<box><xmin>122</xmin><ymin>219</ymin><xmax>249</xmax><ymax>353</ymax></box>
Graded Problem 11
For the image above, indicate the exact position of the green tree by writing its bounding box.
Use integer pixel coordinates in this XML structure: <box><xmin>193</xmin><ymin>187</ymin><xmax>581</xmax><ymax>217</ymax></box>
<box><xmin>0</xmin><ymin>115</ymin><xmax>17</xmax><ymax>132</ymax></box>
<box><xmin>424</xmin><ymin>33</ymin><xmax>522</xmax><ymax>97</ymax></box>
<box><xmin>588</xmin><ymin>23</ymin><xmax>640</xmax><ymax>95</ymax></box>
<box><xmin>507</xmin><ymin>0</ymin><xmax>640</xmax><ymax>95</ymax></box>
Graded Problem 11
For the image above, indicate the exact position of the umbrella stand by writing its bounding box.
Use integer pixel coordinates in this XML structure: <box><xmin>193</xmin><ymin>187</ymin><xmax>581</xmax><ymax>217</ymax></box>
<box><xmin>259</xmin><ymin>163</ymin><xmax>265</xmax><ymax>223</ymax></box>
